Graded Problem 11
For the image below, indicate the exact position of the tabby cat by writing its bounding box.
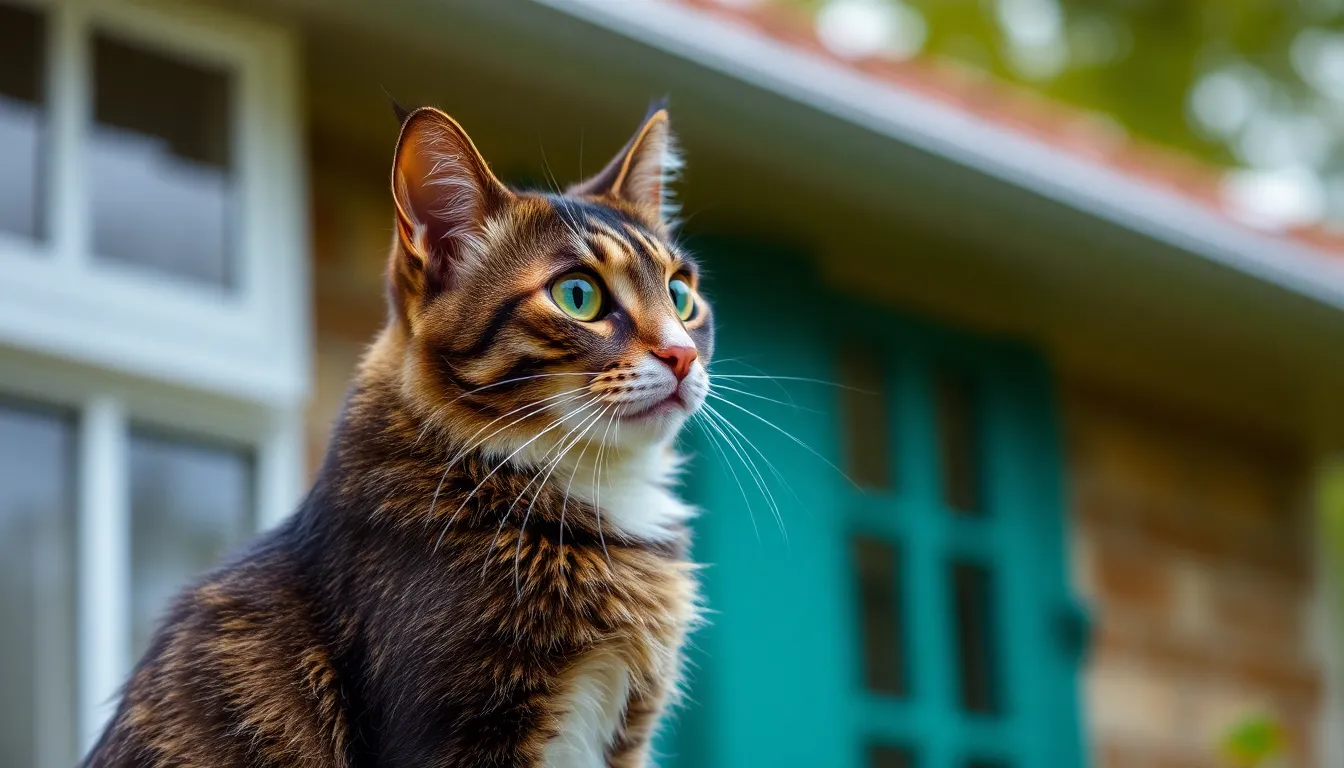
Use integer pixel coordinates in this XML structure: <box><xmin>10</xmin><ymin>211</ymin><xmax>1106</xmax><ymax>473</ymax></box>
<box><xmin>84</xmin><ymin>100</ymin><xmax>711</xmax><ymax>767</ymax></box>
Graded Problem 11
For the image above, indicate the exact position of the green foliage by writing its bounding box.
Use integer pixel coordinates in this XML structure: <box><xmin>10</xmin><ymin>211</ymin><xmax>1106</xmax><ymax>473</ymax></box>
<box><xmin>775</xmin><ymin>0</ymin><xmax>1344</xmax><ymax>220</ymax></box>
<box><xmin>1219</xmin><ymin>714</ymin><xmax>1286</xmax><ymax>767</ymax></box>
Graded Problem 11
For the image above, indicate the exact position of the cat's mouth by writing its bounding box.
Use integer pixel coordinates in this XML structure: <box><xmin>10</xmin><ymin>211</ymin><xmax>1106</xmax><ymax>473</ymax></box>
<box><xmin>621</xmin><ymin>391</ymin><xmax>687</xmax><ymax>421</ymax></box>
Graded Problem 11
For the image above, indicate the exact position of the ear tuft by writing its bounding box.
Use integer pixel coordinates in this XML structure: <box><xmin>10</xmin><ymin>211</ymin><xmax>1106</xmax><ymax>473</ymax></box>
<box><xmin>569</xmin><ymin>100</ymin><xmax>682</xmax><ymax>228</ymax></box>
<box><xmin>382</xmin><ymin>87</ymin><xmax>413</xmax><ymax>125</ymax></box>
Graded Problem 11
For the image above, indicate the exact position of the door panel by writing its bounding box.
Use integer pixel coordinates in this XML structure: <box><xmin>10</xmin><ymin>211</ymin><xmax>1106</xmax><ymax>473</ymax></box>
<box><xmin>663</xmin><ymin>240</ymin><xmax>1084</xmax><ymax>768</ymax></box>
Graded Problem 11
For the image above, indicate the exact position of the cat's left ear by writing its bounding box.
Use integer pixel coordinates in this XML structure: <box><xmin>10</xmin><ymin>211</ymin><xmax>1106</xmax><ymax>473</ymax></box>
<box><xmin>569</xmin><ymin>100</ymin><xmax>681</xmax><ymax>228</ymax></box>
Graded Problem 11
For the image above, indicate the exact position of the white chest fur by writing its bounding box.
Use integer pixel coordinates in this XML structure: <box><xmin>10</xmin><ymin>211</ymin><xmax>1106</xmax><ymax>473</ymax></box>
<box><xmin>559</xmin><ymin>446</ymin><xmax>693</xmax><ymax>543</ymax></box>
<box><xmin>513</xmin><ymin>442</ymin><xmax>695</xmax><ymax>766</ymax></box>
<box><xmin>542</xmin><ymin>650</ymin><xmax>632</xmax><ymax>768</ymax></box>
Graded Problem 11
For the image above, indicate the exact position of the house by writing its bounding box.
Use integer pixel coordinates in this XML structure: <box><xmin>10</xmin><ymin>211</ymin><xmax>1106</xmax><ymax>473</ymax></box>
<box><xmin>0</xmin><ymin>0</ymin><xmax>1341</xmax><ymax>766</ymax></box>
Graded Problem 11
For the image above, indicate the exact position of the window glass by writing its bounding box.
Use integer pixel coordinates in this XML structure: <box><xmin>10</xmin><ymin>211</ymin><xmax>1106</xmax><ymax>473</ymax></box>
<box><xmin>855</xmin><ymin>536</ymin><xmax>905</xmax><ymax>696</ymax></box>
<box><xmin>936</xmin><ymin>370</ymin><xmax>983</xmax><ymax>515</ymax></box>
<box><xmin>0</xmin><ymin>2</ymin><xmax>46</xmax><ymax>241</ymax></box>
<box><xmin>129</xmin><ymin>430</ymin><xmax>252</xmax><ymax>656</ymax></box>
<box><xmin>840</xmin><ymin>349</ymin><xmax>893</xmax><ymax>490</ymax></box>
<box><xmin>951</xmin><ymin>561</ymin><xmax>999</xmax><ymax>714</ymax></box>
<box><xmin>0</xmin><ymin>403</ymin><xmax>76</xmax><ymax>768</ymax></box>
<box><xmin>868</xmin><ymin>745</ymin><xmax>915</xmax><ymax>768</ymax></box>
<box><xmin>92</xmin><ymin>34</ymin><xmax>234</xmax><ymax>288</ymax></box>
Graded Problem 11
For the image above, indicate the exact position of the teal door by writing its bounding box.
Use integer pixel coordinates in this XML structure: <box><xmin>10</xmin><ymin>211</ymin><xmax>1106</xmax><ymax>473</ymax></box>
<box><xmin>665</xmin><ymin>242</ymin><xmax>1086</xmax><ymax>768</ymax></box>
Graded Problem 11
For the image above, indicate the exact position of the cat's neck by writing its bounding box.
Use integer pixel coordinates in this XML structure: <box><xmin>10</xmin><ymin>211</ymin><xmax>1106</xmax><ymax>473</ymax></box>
<box><xmin>508</xmin><ymin>437</ymin><xmax>695</xmax><ymax>544</ymax></box>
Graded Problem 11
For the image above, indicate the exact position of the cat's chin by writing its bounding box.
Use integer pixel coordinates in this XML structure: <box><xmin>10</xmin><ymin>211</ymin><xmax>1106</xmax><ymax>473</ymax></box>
<box><xmin>613</xmin><ymin>388</ymin><xmax>705</xmax><ymax>449</ymax></box>
<box><xmin>611</xmin><ymin>407</ymin><xmax>692</xmax><ymax>449</ymax></box>
<box><xmin>620</xmin><ymin>392</ymin><xmax>687</xmax><ymax>422</ymax></box>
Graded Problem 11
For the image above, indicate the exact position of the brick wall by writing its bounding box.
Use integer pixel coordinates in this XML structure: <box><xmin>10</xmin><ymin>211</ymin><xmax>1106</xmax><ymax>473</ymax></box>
<box><xmin>1066</xmin><ymin>388</ymin><xmax>1324</xmax><ymax>767</ymax></box>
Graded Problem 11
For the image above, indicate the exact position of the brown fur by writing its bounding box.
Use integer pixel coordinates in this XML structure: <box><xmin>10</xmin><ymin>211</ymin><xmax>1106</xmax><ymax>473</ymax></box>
<box><xmin>85</xmin><ymin>102</ymin><xmax>711</xmax><ymax>767</ymax></box>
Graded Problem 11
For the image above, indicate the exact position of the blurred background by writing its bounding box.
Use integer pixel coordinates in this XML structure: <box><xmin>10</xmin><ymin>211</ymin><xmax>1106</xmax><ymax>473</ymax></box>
<box><xmin>2</xmin><ymin>0</ymin><xmax>1344</xmax><ymax>766</ymax></box>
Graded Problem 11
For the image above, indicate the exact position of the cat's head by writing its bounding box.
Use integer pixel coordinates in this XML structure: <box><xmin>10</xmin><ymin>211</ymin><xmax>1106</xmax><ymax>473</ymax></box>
<box><xmin>379</xmin><ymin>102</ymin><xmax>712</xmax><ymax>457</ymax></box>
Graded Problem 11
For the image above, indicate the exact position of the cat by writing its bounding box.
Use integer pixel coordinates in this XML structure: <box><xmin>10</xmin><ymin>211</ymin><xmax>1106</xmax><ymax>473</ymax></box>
<box><xmin>84</xmin><ymin>100</ymin><xmax>711</xmax><ymax>768</ymax></box>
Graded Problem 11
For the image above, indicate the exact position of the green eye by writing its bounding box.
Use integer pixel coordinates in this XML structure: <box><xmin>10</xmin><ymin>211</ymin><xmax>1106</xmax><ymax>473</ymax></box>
<box><xmin>669</xmin><ymin>278</ymin><xmax>695</xmax><ymax>321</ymax></box>
<box><xmin>551</xmin><ymin>273</ymin><xmax>603</xmax><ymax>321</ymax></box>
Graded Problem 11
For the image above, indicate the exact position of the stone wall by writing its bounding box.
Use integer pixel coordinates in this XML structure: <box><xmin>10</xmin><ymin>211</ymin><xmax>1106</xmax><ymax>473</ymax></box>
<box><xmin>1067</xmin><ymin>388</ymin><xmax>1324</xmax><ymax>767</ymax></box>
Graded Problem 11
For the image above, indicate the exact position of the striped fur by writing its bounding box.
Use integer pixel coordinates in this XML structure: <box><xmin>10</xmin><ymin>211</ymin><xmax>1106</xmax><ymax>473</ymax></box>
<box><xmin>85</xmin><ymin>104</ymin><xmax>712</xmax><ymax>767</ymax></box>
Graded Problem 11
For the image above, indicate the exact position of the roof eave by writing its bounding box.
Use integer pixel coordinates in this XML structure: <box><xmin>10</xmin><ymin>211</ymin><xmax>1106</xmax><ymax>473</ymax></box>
<box><xmin>533</xmin><ymin>0</ymin><xmax>1344</xmax><ymax>312</ymax></box>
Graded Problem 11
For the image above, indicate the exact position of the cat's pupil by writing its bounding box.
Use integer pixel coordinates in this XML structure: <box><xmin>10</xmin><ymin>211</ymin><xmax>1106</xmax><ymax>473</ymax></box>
<box><xmin>571</xmin><ymin>285</ymin><xmax>584</xmax><ymax>307</ymax></box>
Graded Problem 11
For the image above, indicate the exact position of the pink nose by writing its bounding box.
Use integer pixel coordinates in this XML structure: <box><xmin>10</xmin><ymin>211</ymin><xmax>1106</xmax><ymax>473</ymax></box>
<box><xmin>653</xmin><ymin>345</ymin><xmax>697</xmax><ymax>381</ymax></box>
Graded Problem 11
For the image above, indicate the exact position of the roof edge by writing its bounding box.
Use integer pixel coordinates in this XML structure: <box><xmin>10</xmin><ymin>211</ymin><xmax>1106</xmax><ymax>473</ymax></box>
<box><xmin>532</xmin><ymin>0</ymin><xmax>1344</xmax><ymax>311</ymax></box>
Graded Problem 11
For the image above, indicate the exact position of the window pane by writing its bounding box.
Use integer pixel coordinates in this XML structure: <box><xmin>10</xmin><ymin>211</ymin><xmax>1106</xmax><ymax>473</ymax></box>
<box><xmin>840</xmin><ymin>349</ymin><xmax>893</xmax><ymax>490</ymax></box>
<box><xmin>854</xmin><ymin>537</ymin><xmax>904</xmax><ymax>695</ymax></box>
<box><xmin>92</xmin><ymin>34</ymin><xmax>234</xmax><ymax>288</ymax></box>
<box><xmin>0</xmin><ymin>403</ymin><xmax>76</xmax><ymax>768</ymax></box>
<box><xmin>130</xmin><ymin>430</ymin><xmax>252</xmax><ymax>656</ymax></box>
<box><xmin>936</xmin><ymin>370</ymin><xmax>982</xmax><ymax>514</ymax></box>
<box><xmin>951</xmin><ymin>561</ymin><xmax>999</xmax><ymax>714</ymax></box>
<box><xmin>0</xmin><ymin>2</ymin><xmax>46</xmax><ymax>240</ymax></box>
<box><xmin>868</xmin><ymin>745</ymin><xmax>915</xmax><ymax>768</ymax></box>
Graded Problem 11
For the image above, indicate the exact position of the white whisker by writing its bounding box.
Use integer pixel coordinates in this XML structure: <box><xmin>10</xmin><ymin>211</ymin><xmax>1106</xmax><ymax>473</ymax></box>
<box><xmin>590</xmin><ymin>404</ymin><xmax>620</xmax><ymax>563</ymax></box>
<box><xmin>708</xmin><ymin>358</ymin><xmax>797</xmax><ymax>404</ymax></box>
<box><xmin>480</xmin><ymin>400</ymin><xmax>607</xmax><ymax>582</ymax></box>
<box><xmin>702</xmin><ymin>402</ymin><xmax>805</xmax><ymax>512</ymax></box>
<box><xmin>710</xmin><ymin>373</ymin><xmax>871</xmax><ymax>394</ymax></box>
<box><xmin>710</xmin><ymin>382</ymin><xmax>820</xmax><ymax>414</ymax></box>
<box><xmin>426</xmin><ymin>388</ymin><xmax>591</xmax><ymax>526</ymax></box>
<box><xmin>511</xmin><ymin>405</ymin><xmax>611</xmax><ymax>596</ymax></box>
<box><xmin>448</xmin><ymin>386</ymin><xmax>592</xmax><ymax>468</ymax></box>
<box><xmin>691</xmin><ymin>411</ymin><xmax>759</xmax><ymax>542</ymax></box>
<box><xmin>446</xmin><ymin>371</ymin><xmax>604</xmax><ymax>404</ymax></box>
<box><xmin>434</xmin><ymin>397</ymin><xmax>600</xmax><ymax>553</ymax></box>
<box><xmin>703</xmin><ymin>402</ymin><xmax>804</xmax><ymax>539</ymax></box>
<box><xmin>558</xmin><ymin>409</ymin><xmax>604</xmax><ymax>556</ymax></box>
<box><xmin>699</xmin><ymin>405</ymin><xmax>785</xmax><ymax>541</ymax></box>
<box><xmin>707</xmin><ymin>392</ymin><xmax>861</xmax><ymax>489</ymax></box>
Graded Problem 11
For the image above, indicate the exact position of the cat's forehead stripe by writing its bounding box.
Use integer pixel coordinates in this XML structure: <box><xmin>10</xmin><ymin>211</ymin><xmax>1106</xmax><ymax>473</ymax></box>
<box><xmin>621</xmin><ymin>224</ymin><xmax>668</xmax><ymax>267</ymax></box>
<box><xmin>544</xmin><ymin>194</ymin><xmax>697</xmax><ymax>282</ymax></box>
<box><xmin>588</xmin><ymin>220</ymin><xmax>626</xmax><ymax>245</ymax></box>
<box><xmin>589</xmin><ymin>232</ymin><xmax>630</xmax><ymax>267</ymax></box>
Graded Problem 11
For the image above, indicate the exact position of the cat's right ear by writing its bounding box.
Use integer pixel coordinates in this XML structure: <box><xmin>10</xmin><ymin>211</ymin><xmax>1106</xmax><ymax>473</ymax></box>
<box><xmin>389</xmin><ymin>107</ymin><xmax>510</xmax><ymax>317</ymax></box>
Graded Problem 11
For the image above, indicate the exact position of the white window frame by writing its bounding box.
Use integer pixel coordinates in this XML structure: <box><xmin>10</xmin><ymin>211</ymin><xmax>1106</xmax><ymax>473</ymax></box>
<box><xmin>0</xmin><ymin>347</ymin><xmax>305</xmax><ymax>760</ymax></box>
<box><xmin>0</xmin><ymin>0</ymin><xmax>309</xmax><ymax>405</ymax></box>
<box><xmin>0</xmin><ymin>0</ymin><xmax>307</xmax><ymax>760</ymax></box>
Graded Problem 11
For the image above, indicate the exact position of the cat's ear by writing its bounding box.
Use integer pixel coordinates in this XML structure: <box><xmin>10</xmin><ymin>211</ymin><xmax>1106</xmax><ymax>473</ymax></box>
<box><xmin>569</xmin><ymin>99</ymin><xmax>681</xmax><ymax>228</ymax></box>
<box><xmin>389</xmin><ymin>107</ymin><xmax>510</xmax><ymax>309</ymax></box>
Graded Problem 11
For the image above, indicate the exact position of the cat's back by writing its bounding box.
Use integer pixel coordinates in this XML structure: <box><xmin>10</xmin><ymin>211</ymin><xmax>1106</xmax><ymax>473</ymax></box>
<box><xmin>85</xmin><ymin>522</ymin><xmax>351</xmax><ymax>768</ymax></box>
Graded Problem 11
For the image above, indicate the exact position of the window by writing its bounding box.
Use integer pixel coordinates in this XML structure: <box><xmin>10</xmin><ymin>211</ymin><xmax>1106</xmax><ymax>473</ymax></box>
<box><xmin>869</xmin><ymin>745</ymin><xmax>916</xmax><ymax>768</ymax></box>
<box><xmin>854</xmin><ymin>536</ymin><xmax>905</xmax><ymax>695</ymax></box>
<box><xmin>936</xmin><ymin>369</ymin><xmax>982</xmax><ymax>515</ymax></box>
<box><xmin>823</xmin><ymin>340</ymin><xmax>1080</xmax><ymax>766</ymax></box>
<box><xmin>0</xmin><ymin>2</ymin><xmax>45</xmax><ymax>241</ymax></box>
<box><xmin>0</xmin><ymin>355</ymin><xmax>301</xmax><ymax>760</ymax></box>
<box><xmin>129</xmin><ymin>431</ymin><xmax>254</xmax><ymax>655</ymax></box>
<box><xmin>951</xmin><ymin>561</ymin><xmax>999</xmax><ymax>715</ymax></box>
<box><xmin>92</xmin><ymin>34</ymin><xmax>235</xmax><ymax>288</ymax></box>
<box><xmin>840</xmin><ymin>348</ymin><xmax>893</xmax><ymax>490</ymax></box>
<box><xmin>0</xmin><ymin>403</ymin><xmax>76</xmax><ymax>768</ymax></box>
<box><xmin>0</xmin><ymin>0</ymin><xmax>306</xmax><ymax>407</ymax></box>
<box><xmin>0</xmin><ymin>0</ymin><xmax>304</xmax><ymax>760</ymax></box>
